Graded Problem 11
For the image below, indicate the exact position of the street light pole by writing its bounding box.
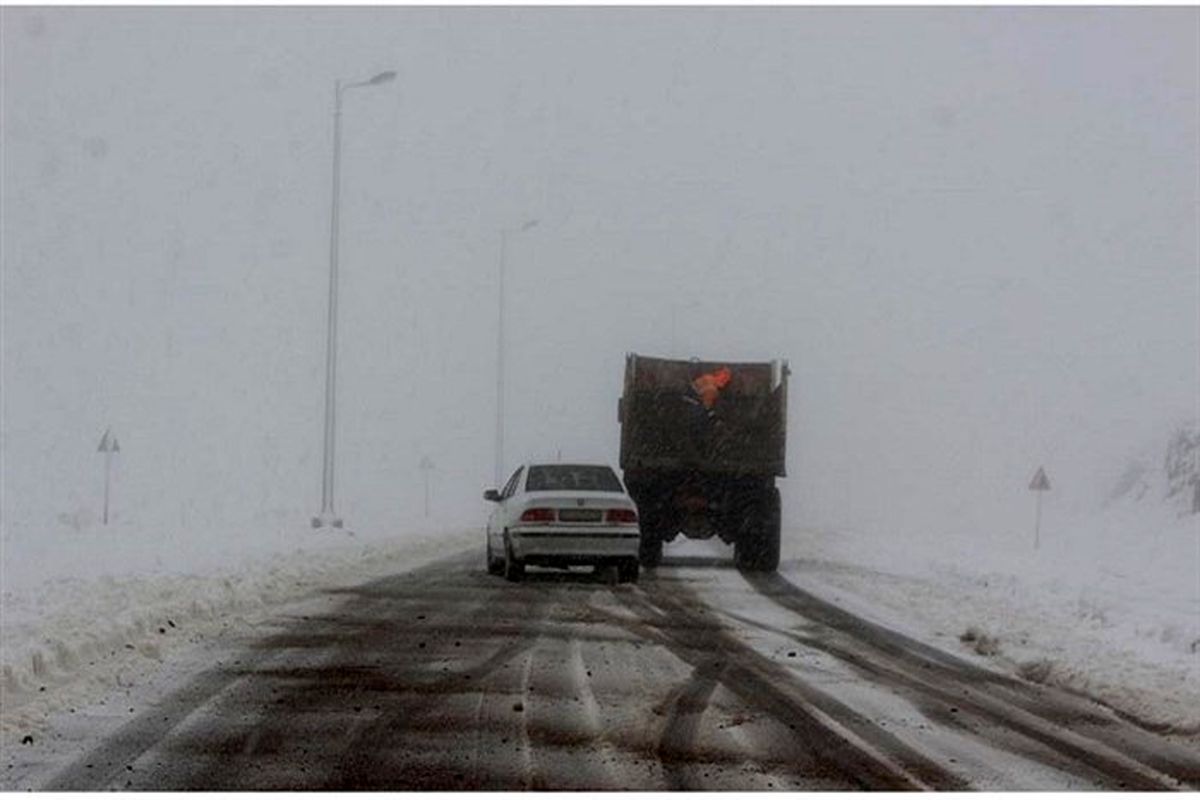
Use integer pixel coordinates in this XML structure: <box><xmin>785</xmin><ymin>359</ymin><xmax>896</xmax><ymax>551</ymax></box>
<box><xmin>313</xmin><ymin>70</ymin><xmax>395</xmax><ymax>531</ymax></box>
<box><xmin>316</xmin><ymin>80</ymin><xmax>345</xmax><ymax>530</ymax></box>
<box><xmin>495</xmin><ymin>228</ymin><xmax>507</xmax><ymax>489</ymax></box>
<box><xmin>494</xmin><ymin>219</ymin><xmax>538</xmax><ymax>487</ymax></box>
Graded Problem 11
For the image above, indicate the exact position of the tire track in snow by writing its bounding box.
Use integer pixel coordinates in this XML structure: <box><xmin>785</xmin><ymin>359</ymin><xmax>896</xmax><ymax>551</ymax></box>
<box><xmin>612</xmin><ymin>578</ymin><xmax>967</xmax><ymax>789</ymax></box>
<box><xmin>44</xmin><ymin>553</ymin><xmax>550</xmax><ymax>790</ymax></box>
<box><xmin>516</xmin><ymin>637</ymin><xmax>537</xmax><ymax>789</ymax></box>
<box><xmin>740</xmin><ymin>571</ymin><xmax>1200</xmax><ymax>790</ymax></box>
<box><xmin>517</xmin><ymin>589</ymin><xmax>638</xmax><ymax>790</ymax></box>
<box><xmin>41</xmin><ymin>656</ymin><xmax>257</xmax><ymax>790</ymax></box>
<box><xmin>655</xmin><ymin>660</ymin><xmax>724</xmax><ymax>790</ymax></box>
<box><xmin>310</xmin><ymin>575</ymin><xmax>554</xmax><ymax>790</ymax></box>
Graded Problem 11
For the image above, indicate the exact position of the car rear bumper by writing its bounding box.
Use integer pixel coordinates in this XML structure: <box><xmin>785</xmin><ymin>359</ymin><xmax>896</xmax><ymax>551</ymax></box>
<box><xmin>510</xmin><ymin>527</ymin><xmax>640</xmax><ymax>561</ymax></box>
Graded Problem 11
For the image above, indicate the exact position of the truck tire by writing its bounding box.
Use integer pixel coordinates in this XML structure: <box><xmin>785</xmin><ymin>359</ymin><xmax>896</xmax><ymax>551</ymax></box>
<box><xmin>639</xmin><ymin>535</ymin><xmax>663</xmax><ymax>568</ymax></box>
<box><xmin>733</xmin><ymin>533</ymin><xmax>759</xmax><ymax>570</ymax></box>
<box><xmin>758</xmin><ymin>486</ymin><xmax>782</xmax><ymax>572</ymax></box>
<box><xmin>735</xmin><ymin>487</ymin><xmax>781</xmax><ymax>572</ymax></box>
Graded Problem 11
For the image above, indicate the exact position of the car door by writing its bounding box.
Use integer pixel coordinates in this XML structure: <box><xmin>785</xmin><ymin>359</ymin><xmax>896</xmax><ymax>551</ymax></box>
<box><xmin>488</xmin><ymin>466</ymin><xmax>524</xmax><ymax>551</ymax></box>
<box><xmin>499</xmin><ymin>466</ymin><xmax>525</xmax><ymax>537</ymax></box>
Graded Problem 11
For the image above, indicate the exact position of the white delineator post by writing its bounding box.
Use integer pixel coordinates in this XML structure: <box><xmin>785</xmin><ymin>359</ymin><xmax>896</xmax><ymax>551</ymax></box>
<box><xmin>419</xmin><ymin>455</ymin><xmax>434</xmax><ymax>518</ymax></box>
<box><xmin>97</xmin><ymin>427</ymin><xmax>120</xmax><ymax>525</ymax></box>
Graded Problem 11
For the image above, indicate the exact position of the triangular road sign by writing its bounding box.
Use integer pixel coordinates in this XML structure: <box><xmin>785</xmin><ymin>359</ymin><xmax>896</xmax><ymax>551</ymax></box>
<box><xmin>1029</xmin><ymin>466</ymin><xmax>1051</xmax><ymax>492</ymax></box>
<box><xmin>98</xmin><ymin>428</ymin><xmax>121</xmax><ymax>453</ymax></box>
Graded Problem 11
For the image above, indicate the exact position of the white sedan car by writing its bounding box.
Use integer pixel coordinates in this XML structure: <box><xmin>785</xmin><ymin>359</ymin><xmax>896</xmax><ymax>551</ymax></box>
<box><xmin>484</xmin><ymin>463</ymin><xmax>641</xmax><ymax>583</ymax></box>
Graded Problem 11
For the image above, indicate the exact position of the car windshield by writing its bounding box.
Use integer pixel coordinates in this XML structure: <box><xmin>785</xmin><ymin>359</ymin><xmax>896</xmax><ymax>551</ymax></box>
<box><xmin>526</xmin><ymin>465</ymin><xmax>623</xmax><ymax>493</ymax></box>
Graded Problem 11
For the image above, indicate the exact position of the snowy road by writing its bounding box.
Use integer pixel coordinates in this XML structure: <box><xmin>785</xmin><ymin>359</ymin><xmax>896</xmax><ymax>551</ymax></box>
<box><xmin>30</xmin><ymin>549</ymin><xmax>1200</xmax><ymax>791</ymax></box>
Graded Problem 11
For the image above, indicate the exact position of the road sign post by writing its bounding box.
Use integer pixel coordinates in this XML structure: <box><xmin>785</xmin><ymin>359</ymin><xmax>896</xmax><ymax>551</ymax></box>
<box><xmin>97</xmin><ymin>427</ymin><xmax>121</xmax><ymax>525</ymax></box>
<box><xmin>1028</xmin><ymin>466</ymin><xmax>1051</xmax><ymax>549</ymax></box>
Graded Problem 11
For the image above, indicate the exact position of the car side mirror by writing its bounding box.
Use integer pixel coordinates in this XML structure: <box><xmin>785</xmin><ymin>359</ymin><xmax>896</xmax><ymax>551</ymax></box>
<box><xmin>483</xmin><ymin>488</ymin><xmax>501</xmax><ymax>502</ymax></box>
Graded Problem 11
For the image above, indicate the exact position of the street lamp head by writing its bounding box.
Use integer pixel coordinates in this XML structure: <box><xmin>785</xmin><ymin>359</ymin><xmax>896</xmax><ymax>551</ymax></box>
<box><xmin>368</xmin><ymin>70</ymin><xmax>397</xmax><ymax>85</ymax></box>
<box><xmin>521</xmin><ymin>219</ymin><xmax>539</xmax><ymax>232</ymax></box>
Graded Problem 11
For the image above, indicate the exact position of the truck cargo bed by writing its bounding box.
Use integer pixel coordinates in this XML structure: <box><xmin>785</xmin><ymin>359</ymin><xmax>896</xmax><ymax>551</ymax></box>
<box><xmin>618</xmin><ymin>354</ymin><xmax>787</xmax><ymax>477</ymax></box>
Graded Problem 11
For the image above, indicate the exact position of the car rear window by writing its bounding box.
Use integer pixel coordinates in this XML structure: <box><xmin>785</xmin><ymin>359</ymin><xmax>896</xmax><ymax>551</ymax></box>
<box><xmin>526</xmin><ymin>465</ymin><xmax>623</xmax><ymax>493</ymax></box>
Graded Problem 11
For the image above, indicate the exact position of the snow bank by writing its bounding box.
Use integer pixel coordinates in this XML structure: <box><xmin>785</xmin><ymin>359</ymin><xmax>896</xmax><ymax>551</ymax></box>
<box><xmin>781</xmin><ymin>424</ymin><xmax>1199</xmax><ymax>733</ymax></box>
<box><xmin>1</xmin><ymin>525</ymin><xmax>478</xmax><ymax>736</ymax></box>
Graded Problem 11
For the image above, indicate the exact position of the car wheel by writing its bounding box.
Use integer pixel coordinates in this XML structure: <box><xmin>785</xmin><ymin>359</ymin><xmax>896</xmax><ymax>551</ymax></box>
<box><xmin>503</xmin><ymin>534</ymin><xmax>525</xmax><ymax>583</ymax></box>
<box><xmin>486</xmin><ymin>537</ymin><xmax>503</xmax><ymax>575</ymax></box>
<box><xmin>617</xmin><ymin>558</ymin><xmax>640</xmax><ymax>584</ymax></box>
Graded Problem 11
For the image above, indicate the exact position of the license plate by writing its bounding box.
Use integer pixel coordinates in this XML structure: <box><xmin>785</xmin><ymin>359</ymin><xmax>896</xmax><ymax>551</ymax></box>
<box><xmin>557</xmin><ymin>508</ymin><xmax>601</xmax><ymax>522</ymax></box>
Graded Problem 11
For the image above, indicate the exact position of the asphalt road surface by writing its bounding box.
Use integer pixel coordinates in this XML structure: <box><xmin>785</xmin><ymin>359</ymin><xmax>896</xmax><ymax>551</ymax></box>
<box><xmin>41</xmin><ymin>550</ymin><xmax>1200</xmax><ymax>790</ymax></box>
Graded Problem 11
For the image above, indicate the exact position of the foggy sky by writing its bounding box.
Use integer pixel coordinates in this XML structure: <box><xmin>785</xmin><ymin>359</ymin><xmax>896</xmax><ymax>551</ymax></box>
<box><xmin>2</xmin><ymin>7</ymin><xmax>1197</xmax><ymax>545</ymax></box>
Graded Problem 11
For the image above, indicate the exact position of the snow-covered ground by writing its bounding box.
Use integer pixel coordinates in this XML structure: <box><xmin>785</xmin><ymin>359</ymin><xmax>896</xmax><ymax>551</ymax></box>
<box><xmin>3</xmin><ymin>426</ymin><xmax>1196</xmax><ymax>777</ymax></box>
<box><xmin>774</xmin><ymin>430</ymin><xmax>1199</xmax><ymax>735</ymax></box>
<box><xmin>1</xmin><ymin>524</ymin><xmax>479</xmax><ymax>744</ymax></box>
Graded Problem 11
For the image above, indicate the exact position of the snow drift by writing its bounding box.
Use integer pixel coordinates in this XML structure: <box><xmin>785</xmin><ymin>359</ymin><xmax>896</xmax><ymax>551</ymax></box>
<box><xmin>1</xmin><ymin>526</ymin><xmax>477</xmax><ymax>736</ymax></box>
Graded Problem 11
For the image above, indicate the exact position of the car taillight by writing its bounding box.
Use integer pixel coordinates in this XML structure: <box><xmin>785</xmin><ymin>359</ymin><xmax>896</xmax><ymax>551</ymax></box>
<box><xmin>606</xmin><ymin>508</ymin><xmax>638</xmax><ymax>525</ymax></box>
<box><xmin>520</xmin><ymin>508</ymin><xmax>556</xmax><ymax>523</ymax></box>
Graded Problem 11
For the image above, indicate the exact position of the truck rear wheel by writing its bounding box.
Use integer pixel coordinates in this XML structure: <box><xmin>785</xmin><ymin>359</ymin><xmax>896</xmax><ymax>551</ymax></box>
<box><xmin>735</xmin><ymin>487</ymin><xmax>780</xmax><ymax>572</ymax></box>
<box><xmin>759</xmin><ymin>486</ymin><xmax>781</xmax><ymax>571</ymax></box>
<box><xmin>617</xmin><ymin>558</ymin><xmax>640</xmax><ymax>583</ymax></box>
<box><xmin>733</xmin><ymin>534</ymin><xmax>758</xmax><ymax>570</ymax></box>
<box><xmin>638</xmin><ymin>535</ymin><xmax>663</xmax><ymax>568</ymax></box>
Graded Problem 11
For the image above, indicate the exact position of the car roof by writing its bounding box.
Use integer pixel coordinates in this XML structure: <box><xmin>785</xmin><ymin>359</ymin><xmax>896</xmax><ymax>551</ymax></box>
<box><xmin>526</xmin><ymin>462</ymin><xmax>615</xmax><ymax>470</ymax></box>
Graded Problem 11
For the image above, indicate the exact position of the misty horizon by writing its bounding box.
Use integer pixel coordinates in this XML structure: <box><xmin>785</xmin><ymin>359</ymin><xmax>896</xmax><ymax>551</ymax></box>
<box><xmin>3</xmin><ymin>6</ymin><xmax>1196</xmax><ymax>547</ymax></box>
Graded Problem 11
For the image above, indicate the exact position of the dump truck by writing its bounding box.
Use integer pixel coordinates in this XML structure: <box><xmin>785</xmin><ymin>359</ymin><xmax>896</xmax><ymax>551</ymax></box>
<box><xmin>618</xmin><ymin>353</ymin><xmax>789</xmax><ymax>571</ymax></box>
